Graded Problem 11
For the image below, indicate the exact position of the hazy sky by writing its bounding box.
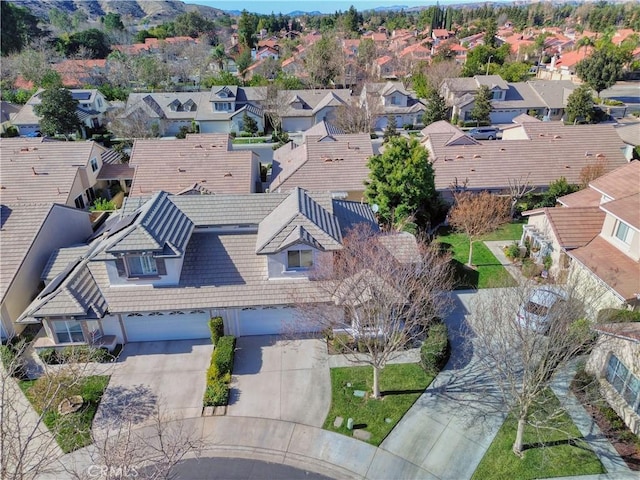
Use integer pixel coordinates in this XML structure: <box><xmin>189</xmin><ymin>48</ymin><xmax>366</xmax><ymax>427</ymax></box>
<box><xmin>184</xmin><ymin>1</ymin><xmax>506</xmax><ymax>15</ymax></box>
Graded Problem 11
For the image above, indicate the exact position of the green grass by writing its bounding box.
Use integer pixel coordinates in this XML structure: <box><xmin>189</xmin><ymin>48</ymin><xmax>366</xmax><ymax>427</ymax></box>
<box><xmin>232</xmin><ymin>137</ymin><xmax>266</xmax><ymax>144</ymax></box>
<box><xmin>472</xmin><ymin>391</ymin><xmax>605</xmax><ymax>480</ymax></box>
<box><xmin>21</xmin><ymin>375</ymin><xmax>110</xmax><ymax>453</ymax></box>
<box><xmin>480</xmin><ymin>219</ymin><xmax>526</xmax><ymax>241</ymax></box>
<box><xmin>323</xmin><ymin>363</ymin><xmax>433</xmax><ymax>446</ymax></box>
<box><xmin>436</xmin><ymin>228</ymin><xmax>517</xmax><ymax>289</ymax></box>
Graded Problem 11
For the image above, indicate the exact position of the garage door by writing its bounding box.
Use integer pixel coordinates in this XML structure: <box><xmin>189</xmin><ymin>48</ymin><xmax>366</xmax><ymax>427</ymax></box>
<box><xmin>238</xmin><ymin>307</ymin><xmax>297</xmax><ymax>336</ymax></box>
<box><xmin>124</xmin><ymin>310</ymin><xmax>210</xmax><ymax>342</ymax></box>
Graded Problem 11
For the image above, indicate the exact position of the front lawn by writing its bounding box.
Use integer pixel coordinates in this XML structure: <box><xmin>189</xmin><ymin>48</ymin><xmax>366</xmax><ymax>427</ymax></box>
<box><xmin>436</xmin><ymin>228</ymin><xmax>517</xmax><ymax>289</ymax></box>
<box><xmin>472</xmin><ymin>391</ymin><xmax>605</xmax><ymax>480</ymax></box>
<box><xmin>323</xmin><ymin>363</ymin><xmax>433</xmax><ymax>446</ymax></box>
<box><xmin>21</xmin><ymin>375</ymin><xmax>110</xmax><ymax>453</ymax></box>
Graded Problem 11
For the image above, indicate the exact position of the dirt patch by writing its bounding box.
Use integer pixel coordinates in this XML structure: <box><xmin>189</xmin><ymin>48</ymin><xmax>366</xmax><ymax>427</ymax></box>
<box><xmin>571</xmin><ymin>372</ymin><xmax>640</xmax><ymax>471</ymax></box>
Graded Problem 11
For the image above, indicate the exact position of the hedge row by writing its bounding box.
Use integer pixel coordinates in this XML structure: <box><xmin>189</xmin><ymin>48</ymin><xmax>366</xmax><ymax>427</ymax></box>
<box><xmin>420</xmin><ymin>323</ymin><xmax>450</xmax><ymax>376</ymax></box>
<box><xmin>38</xmin><ymin>346</ymin><xmax>114</xmax><ymax>364</ymax></box>
<box><xmin>208</xmin><ymin>317</ymin><xmax>224</xmax><ymax>346</ymax></box>
<box><xmin>204</xmin><ymin>335</ymin><xmax>236</xmax><ymax>407</ymax></box>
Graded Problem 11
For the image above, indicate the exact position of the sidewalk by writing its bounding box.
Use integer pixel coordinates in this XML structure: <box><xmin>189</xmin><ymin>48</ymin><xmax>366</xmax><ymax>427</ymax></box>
<box><xmin>483</xmin><ymin>240</ymin><xmax>527</xmax><ymax>284</ymax></box>
<box><xmin>548</xmin><ymin>359</ymin><xmax>632</xmax><ymax>476</ymax></box>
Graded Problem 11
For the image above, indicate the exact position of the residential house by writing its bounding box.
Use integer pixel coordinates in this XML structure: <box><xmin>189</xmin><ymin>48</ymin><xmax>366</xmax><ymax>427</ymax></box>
<box><xmin>0</xmin><ymin>203</ymin><xmax>92</xmax><ymax>340</ymax></box>
<box><xmin>121</xmin><ymin>86</ymin><xmax>264</xmax><ymax>136</ymax></box>
<box><xmin>441</xmin><ymin>75</ymin><xmax>576</xmax><ymax>123</ymax></box>
<box><xmin>245</xmin><ymin>87</ymin><xmax>352</xmax><ymax>132</ymax></box>
<box><xmin>586</xmin><ymin>322</ymin><xmax>640</xmax><ymax>436</ymax></box>
<box><xmin>0</xmin><ymin>137</ymin><xmax>122</xmax><ymax>209</ymax></box>
<box><xmin>538</xmin><ymin>47</ymin><xmax>593</xmax><ymax>81</ymax></box>
<box><xmin>12</xmin><ymin>89</ymin><xmax>110</xmax><ymax>137</ymax></box>
<box><xmin>361</xmin><ymin>81</ymin><xmax>425</xmax><ymax>129</ymax></box>
<box><xmin>614</xmin><ymin>119</ymin><xmax>640</xmax><ymax>161</ymax></box>
<box><xmin>420</xmin><ymin>119</ymin><xmax>629</xmax><ymax>199</ymax></box>
<box><xmin>270</xmin><ymin>123</ymin><xmax>373</xmax><ymax>200</ymax></box>
<box><xmin>128</xmin><ymin>133</ymin><xmax>261</xmax><ymax>197</ymax></box>
<box><xmin>375</xmin><ymin>55</ymin><xmax>400</xmax><ymax>80</ymax></box>
<box><xmin>18</xmin><ymin>188</ymin><xmax>378</xmax><ymax>346</ymax></box>
<box><xmin>1</xmin><ymin>101</ymin><xmax>20</xmax><ymax>135</ymax></box>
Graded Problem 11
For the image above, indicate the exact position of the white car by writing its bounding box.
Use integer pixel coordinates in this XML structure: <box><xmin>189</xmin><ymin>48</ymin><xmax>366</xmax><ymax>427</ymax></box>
<box><xmin>516</xmin><ymin>286</ymin><xmax>568</xmax><ymax>334</ymax></box>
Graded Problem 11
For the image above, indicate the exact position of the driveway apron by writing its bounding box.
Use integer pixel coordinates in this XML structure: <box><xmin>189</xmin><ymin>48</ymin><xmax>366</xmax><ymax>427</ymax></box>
<box><xmin>93</xmin><ymin>339</ymin><xmax>213</xmax><ymax>435</ymax></box>
<box><xmin>227</xmin><ymin>335</ymin><xmax>331</xmax><ymax>428</ymax></box>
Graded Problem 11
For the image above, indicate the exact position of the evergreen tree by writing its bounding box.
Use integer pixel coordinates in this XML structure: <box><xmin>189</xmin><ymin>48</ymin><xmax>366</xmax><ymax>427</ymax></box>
<box><xmin>565</xmin><ymin>85</ymin><xmax>595</xmax><ymax>124</ymax></box>
<box><xmin>242</xmin><ymin>112</ymin><xmax>258</xmax><ymax>135</ymax></box>
<box><xmin>365</xmin><ymin>136</ymin><xmax>440</xmax><ymax>229</ymax></box>
<box><xmin>34</xmin><ymin>88</ymin><xmax>80</xmax><ymax>139</ymax></box>
<box><xmin>470</xmin><ymin>85</ymin><xmax>492</xmax><ymax>126</ymax></box>
<box><xmin>422</xmin><ymin>89</ymin><xmax>449</xmax><ymax>125</ymax></box>
<box><xmin>383</xmin><ymin>115</ymin><xmax>398</xmax><ymax>142</ymax></box>
<box><xmin>575</xmin><ymin>47</ymin><xmax>623</xmax><ymax>97</ymax></box>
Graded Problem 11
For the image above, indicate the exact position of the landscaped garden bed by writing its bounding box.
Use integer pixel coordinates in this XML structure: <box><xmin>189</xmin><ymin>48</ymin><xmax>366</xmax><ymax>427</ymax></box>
<box><xmin>571</xmin><ymin>365</ymin><xmax>640</xmax><ymax>471</ymax></box>
<box><xmin>38</xmin><ymin>345</ymin><xmax>122</xmax><ymax>365</ymax></box>
<box><xmin>472</xmin><ymin>390</ymin><xmax>605</xmax><ymax>480</ymax></box>
<box><xmin>20</xmin><ymin>375</ymin><xmax>110</xmax><ymax>453</ymax></box>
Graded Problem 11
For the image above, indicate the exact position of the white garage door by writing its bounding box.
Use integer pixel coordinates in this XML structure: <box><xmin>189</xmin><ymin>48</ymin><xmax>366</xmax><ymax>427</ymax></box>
<box><xmin>238</xmin><ymin>307</ymin><xmax>297</xmax><ymax>336</ymax></box>
<box><xmin>124</xmin><ymin>310</ymin><xmax>210</xmax><ymax>342</ymax></box>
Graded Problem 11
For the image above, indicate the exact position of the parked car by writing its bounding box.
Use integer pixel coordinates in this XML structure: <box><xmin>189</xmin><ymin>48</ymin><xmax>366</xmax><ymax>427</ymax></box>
<box><xmin>515</xmin><ymin>286</ymin><xmax>568</xmax><ymax>334</ymax></box>
<box><xmin>468</xmin><ymin>127</ymin><xmax>500</xmax><ymax>140</ymax></box>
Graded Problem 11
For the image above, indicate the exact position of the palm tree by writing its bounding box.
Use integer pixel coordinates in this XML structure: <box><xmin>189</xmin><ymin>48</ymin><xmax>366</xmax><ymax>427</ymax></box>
<box><xmin>575</xmin><ymin>35</ymin><xmax>594</xmax><ymax>56</ymax></box>
<box><xmin>211</xmin><ymin>44</ymin><xmax>228</xmax><ymax>72</ymax></box>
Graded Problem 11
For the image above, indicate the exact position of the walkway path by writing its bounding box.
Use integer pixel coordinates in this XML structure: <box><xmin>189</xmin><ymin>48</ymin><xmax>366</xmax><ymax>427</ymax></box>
<box><xmin>484</xmin><ymin>240</ymin><xmax>527</xmax><ymax>284</ymax></box>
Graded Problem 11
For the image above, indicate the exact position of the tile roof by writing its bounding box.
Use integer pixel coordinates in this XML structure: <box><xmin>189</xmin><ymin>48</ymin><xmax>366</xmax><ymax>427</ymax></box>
<box><xmin>302</xmin><ymin>120</ymin><xmax>345</xmax><ymax>139</ymax></box>
<box><xmin>256</xmin><ymin>188</ymin><xmax>343</xmax><ymax>254</ymax></box>
<box><xmin>600</xmin><ymin>193</ymin><xmax>640</xmax><ymax>230</ymax></box>
<box><xmin>42</xmin><ymin>245</ymin><xmax>89</xmax><ymax>282</ymax></box>
<box><xmin>589</xmin><ymin>161</ymin><xmax>640</xmax><ymax>201</ymax></box>
<box><xmin>128</xmin><ymin>134</ymin><xmax>257</xmax><ymax>196</ymax></box>
<box><xmin>270</xmin><ymin>133</ymin><xmax>374</xmax><ymax>193</ymax></box>
<box><xmin>474</xmin><ymin>75</ymin><xmax>509</xmax><ymax>90</ymax></box>
<box><xmin>527</xmin><ymin>80</ymin><xmax>576</xmax><ymax>109</ymax></box>
<box><xmin>20</xmin><ymin>190</ymin><xmax>378</xmax><ymax>318</ymax></box>
<box><xmin>0</xmin><ymin>138</ymin><xmax>104</xmax><ymax>204</ymax></box>
<box><xmin>421</xmin><ymin>122</ymin><xmax>628</xmax><ymax>191</ymax></box>
<box><xmin>557</xmin><ymin>188</ymin><xmax>601</xmax><ymax>208</ymax></box>
<box><xmin>96</xmin><ymin>163</ymin><xmax>135</xmax><ymax>181</ymax></box>
<box><xmin>0</xmin><ymin>203</ymin><xmax>56</xmax><ymax>302</ymax></box>
<box><xmin>595</xmin><ymin>323</ymin><xmax>640</xmax><ymax>342</ymax></box>
<box><xmin>105</xmin><ymin>191</ymin><xmax>194</xmax><ymax>256</ymax></box>
<box><xmin>544</xmin><ymin>206</ymin><xmax>605</xmax><ymax>249</ymax></box>
<box><xmin>569</xmin><ymin>236</ymin><xmax>640</xmax><ymax>303</ymax></box>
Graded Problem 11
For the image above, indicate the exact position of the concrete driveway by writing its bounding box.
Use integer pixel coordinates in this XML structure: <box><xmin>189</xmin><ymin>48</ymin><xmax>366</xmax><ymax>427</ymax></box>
<box><xmin>93</xmin><ymin>339</ymin><xmax>213</xmax><ymax>434</ymax></box>
<box><xmin>227</xmin><ymin>335</ymin><xmax>330</xmax><ymax>428</ymax></box>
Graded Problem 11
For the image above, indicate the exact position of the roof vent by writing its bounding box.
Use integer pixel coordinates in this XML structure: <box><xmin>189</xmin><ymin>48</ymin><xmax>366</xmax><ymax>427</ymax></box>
<box><xmin>565</xmin><ymin>165</ymin><xmax>570</xmax><ymax>168</ymax></box>
<box><xmin>178</xmin><ymin>167</ymin><xmax>186</xmax><ymax>172</ymax></box>
<box><xmin>500</xmin><ymin>147</ymin><xmax>506</xmax><ymax>151</ymax></box>
<box><xmin>224</xmin><ymin>172</ymin><xmax>233</xmax><ymax>177</ymax></box>
<box><xmin>596</xmin><ymin>153</ymin><xmax>605</xmax><ymax>158</ymax></box>
<box><xmin>31</xmin><ymin>166</ymin><xmax>38</xmax><ymax>175</ymax></box>
<box><xmin>456</xmin><ymin>155</ymin><xmax>464</xmax><ymax>159</ymax></box>
<box><xmin>553</xmin><ymin>135</ymin><xmax>561</xmax><ymax>139</ymax></box>
<box><xmin>473</xmin><ymin>154</ymin><xmax>481</xmax><ymax>159</ymax></box>
<box><xmin>585</xmin><ymin>151</ymin><xmax>592</xmax><ymax>157</ymax></box>
<box><xmin>322</xmin><ymin>156</ymin><xmax>333</xmax><ymax>162</ymax></box>
<box><xmin>539</xmin><ymin>133</ymin><xmax>545</xmax><ymax>137</ymax></box>
<box><xmin>470</xmin><ymin>168</ymin><xmax>476</xmax><ymax>172</ymax></box>
<box><xmin>193</xmin><ymin>144</ymin><xmax>203</xmax><ymax>149</ymax></box>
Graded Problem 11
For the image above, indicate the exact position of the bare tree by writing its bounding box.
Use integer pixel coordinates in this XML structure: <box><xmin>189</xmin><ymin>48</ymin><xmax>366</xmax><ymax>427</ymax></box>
<box><xmin>448</xmin><ymin>191</ymin><xmax>510</xmax><ymax>267</ymax></box>
<box><xmin>422</xmin><ymin>60</ymin><xmax>462</xmax><ymax>93</ymax></box>
<box><xmin>508</xmin><ymin>175</ymin><xmax>536</xmax><ymax>218</ymax></box>
<box><xmin>579</xmin><ymin>157</ymin><xmax>608</xmax><ymax>189</ymax></box>
<box><xmin>301</xmin><ymin>224</ymin><xmax>454</xmax><ymax>398</ymax></box>
<box><xmin>106</xmin><ymin>107</ymin><xmax>159</xmax><ymax>139</ymax></box>
<box><xmin>333</xmin><ymin>94</ymin><xmax>381</xmax><ymax>134</ymax></box>
<box><xmin>468</xmin><ymin>282</ymin><xmax>598</xmax><ymax>456</ymax></box>
<box><xmin>1</xmin><ymin>340</ymin><xmax>110</xmax><ymax>480</ymax></box>
<box><xmin>65</xmin><ymin>404</ymin><xmax>203</xmax><ymax>480</ymax></box>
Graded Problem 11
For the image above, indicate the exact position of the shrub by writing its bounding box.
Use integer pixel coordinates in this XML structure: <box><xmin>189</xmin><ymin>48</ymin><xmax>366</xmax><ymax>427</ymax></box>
<box><xmin>38</xmin><ymin>348</ymin><xmax>59</xmax><ymax>365</ymax></box>
<box><xmin>331</xmin><ymin>333</ymin><xmax>353</xmax><ymax>354</ymax></box>
<box><xmin>521</xmin><ymin>258</ymin><xmax>541</xmax><ymax>278</ymax></box>
<box><xmin>204</xmin><ymin>378</ymin><xmax>229</xmax><ymax>406</ymax></box>
<box><xmin>90</xmin><ymin>198</ymin><xmax>117</xmax><ymax>212</ymax></box>
<box><xmin>504</xmin><ymin>242</ymin><xmax>521</xmax><ymax>260</ymax></box>
<box><xmin>597</xmin><ymin>308</ymin><xmax>640</xmax><ymax>323</ymax></box>
<box><xmin>420</xmin><ymin>322</ymin><xmax>449</xmax><ymax>375</ymax></box>
<box><xmin>213</xmin><ymin>336</ymin><xmax>235</xmax><ymax>376</ymax></box>
<box><xmin>543</xmin><ymin>254</ymin><xmax>552</xmax><ymax>271</ymax></box>
<box><xmin>209</xmin><ymin>317</ymin><xmax>224</xmax><ymax>346</ymax></box>
<box><xmin>403</xmin><ymin>123</ymin><xmax>414</xmax><ymax>130</ymax></box>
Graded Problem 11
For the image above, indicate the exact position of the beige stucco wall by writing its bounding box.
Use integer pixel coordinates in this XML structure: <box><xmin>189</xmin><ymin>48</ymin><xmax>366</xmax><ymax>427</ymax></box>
<box><xmin>601</xmin><ymin>215</ymin><xmax>640</xmax><ymax>262</ymax></box>
<box><xmin>568</xmin><ymin>261</ymin><xmax>626</xmax><ymax>320</ymax></box>
<box><xmin>1</xmin><ymin>206</ymin><xmax>92</xmax><ymax>338</ymax></box>
<box><xmin>524</xmin><ymin>213</ymin><xmax>563</xmax><ymax>275</ymax></box>
<box><xmin>586</xmin><ymin>334</ymin><xmax>640</xmax><ymax>435</ymax></box>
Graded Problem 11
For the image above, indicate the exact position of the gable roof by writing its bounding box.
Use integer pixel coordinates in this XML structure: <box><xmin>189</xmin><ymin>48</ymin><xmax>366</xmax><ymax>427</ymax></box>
<box><xmin>104</xmin><ymin>191</ymin><xmax>194</xmax><ymax>256</ymax></box>
<box><xmin>422</xmin><ymin>122</ymin><xmax>628</xmax><ymax>191</ymax></box>
<box><xmin>270</xmin><ymin>133</ymin><xmax>373</xmax><ymax>193</ymax></box>
<box><xmin>128</xmin><ymin>134</ymin><xmax>257</xmax><ymax>196</ymax></box>
<box><xmin>256</xmin><ymin>187</ymin><xmax>342</xmax><ymax>254</ymax></box>
<box><xmin>588</xmin><ymin>161</ymin><xmax>640</xmax><ymax>201</ymax></box>
<box><xmin>0</xmin><ymin>138</ymin><xmax>105</xmax><ymax>204</ymax></box>
<box><xmin>544</xmin><ymin>206</ymin><xmax>605</xmax><ymax>249</ymax></box>
<box><xmin>302</xmin><ymin>120</ymin><xmax>345</xmax><ymax>139</ymax></box>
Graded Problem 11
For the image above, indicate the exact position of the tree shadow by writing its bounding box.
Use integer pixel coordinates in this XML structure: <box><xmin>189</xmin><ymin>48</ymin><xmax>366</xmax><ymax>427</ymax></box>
<box><xmin>381</xmin><ymin>389</ymin><xmax>426</xmax><ymax>396</ymax></box>
<box><xmin>523</xmin><ymin>437</ymin><xmax>588</xmax><ymax>452</ymax></box>
<box><xmin>451</xmin><ymin>259</ymin><xmax>479</xmax><ymax>290</ymax></box>
<box><xmin>95</xmin><ymin>383</ymin><xmax>158</xmax><ymax>427</ymax></box>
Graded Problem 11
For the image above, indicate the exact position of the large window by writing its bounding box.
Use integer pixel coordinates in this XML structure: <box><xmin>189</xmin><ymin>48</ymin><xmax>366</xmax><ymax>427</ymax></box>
<box><xmin>74</xmin><ymin>195</ymin><xmax>85</xmax><ymax>209</ymax></box>
<box><xmin>127</xmin><ymin>255</ymin><xmax>158</xmax><ymax>276</ymax></box>
<box><xmin>90</xmin><ymin>157</ymin><xmax>99</xmax><ymax>172</ymax></box>
<box><xmin>615</xmin><ymin>221</ymin><xmax>631</xmax><ymax>244</ymax></box>
<box><xmin>605</xmin><ymin>354</ymin><xmax>640</xmax><ymax>415</ymax></box>
<box><xmin>287</xmin><ymin>249</ymin><xmax>313</xmax><ymax>269</ymax></box>
<box><xmin>54</xmin><ymin>320</ymin><xmax>84</xmax><ymax>343</ymax></box>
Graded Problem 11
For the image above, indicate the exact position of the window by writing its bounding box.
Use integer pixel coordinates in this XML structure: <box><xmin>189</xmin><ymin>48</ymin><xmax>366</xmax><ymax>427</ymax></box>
<box><xmin>127</xmin><ymin>256</ymin><xmax>158</xmax><ymax>276</ymax></box>
<box><xmin>390</xmin><ymin>95</ymin><xmax>399</xmax><ymax>105</ymax></box>
<box><xmin>90</xmin><ymin>157</ymin><xmax>99</xmax><ymax>172</ymax></box>
<box><xmin>74</xmin><ymin>195</ymin><xmax>85</xmax><ymax>209</ymax></box>
<box><xmin>97</xmin><ymin>98</ymin><xmax>103</xmax><ymax>108</ymax></box>
<box><xmin>605</xmin><ymin>354</ymin><xmax>640</xmax><ymax>415</ymax></box>
<box><xmin>492</xmin><ymin>90</ymin><xmax>502</xmax><ymax>100</ymax></box>
<box><xmin>214</xmin><ymin>102</ymin><xmax>231</xmax><ymax>111</ymax></box>
<box><xmin>287</xmin><ymin>249</ymin><xmax>313</xmax><ymax>269</ymax></box>
<box><xmin>615</xmin><ymin>221</ymin><xmax>631</xmax><ymax>244</ymax></box>
<box><xmin>54</xmin><ymin>320</ymin><xmax>84</xmax><ymax>343</ymax></box>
